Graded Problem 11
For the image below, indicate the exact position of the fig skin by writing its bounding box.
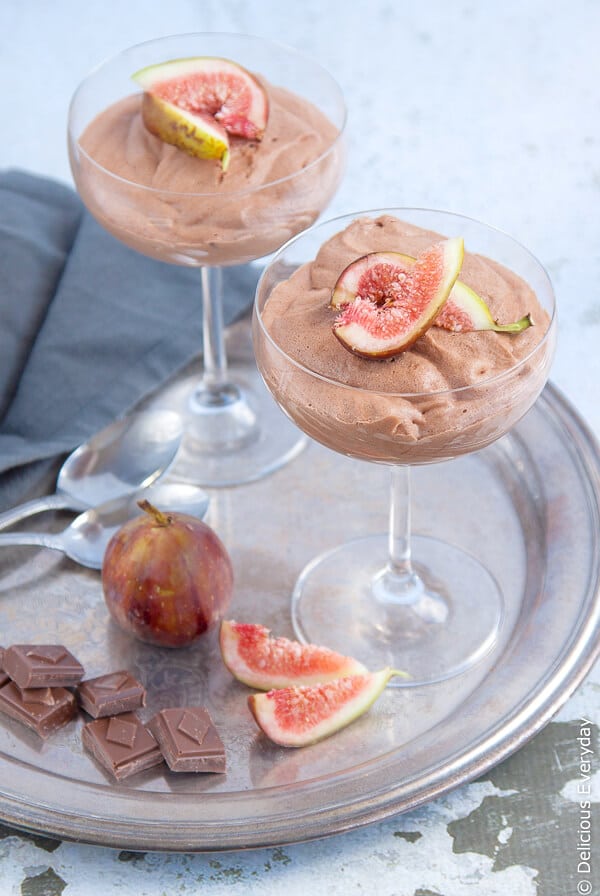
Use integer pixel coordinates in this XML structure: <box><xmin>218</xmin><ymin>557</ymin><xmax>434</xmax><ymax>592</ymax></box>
<box><xmin>102</xmin><ymin>502</ymin><xmax>233</xmax><ymax>648</ymax></box>
<box><xmin>219</xmin><ymin>619</ymin><xmax>368</xmax><ymax>690</ymax></box>
<box><xmin>132</xmin><ymin>57</ymin><xmax>269</xmax><ymax>169</ymax></box>
<box><xmin>248</xmin><ymin>668</ymin><xmax>408</xmax><ymax>747</ymax></box>
<box><xmin>331</xmin><ymin>238</ymin><xmax>464</xmax><ymax>359</ymax></box>
<box><xmin>141</xmin><ymin>92</ymin><xmax>231</xmax><ymax>170</ymax></box>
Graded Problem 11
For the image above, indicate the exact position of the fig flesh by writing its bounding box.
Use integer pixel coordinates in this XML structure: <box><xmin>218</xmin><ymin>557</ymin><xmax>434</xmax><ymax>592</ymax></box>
<box><xmin>219</xmin><ymin>620</ymin><xmax>367</xmax><ymax>690</ymax></box>
<box><xmin>132</xmin><ymin>56</ymin><xmax>269</xmax><ymax>168</ymax></box>
<box><xmin>102</xmin><ymin>501</ymin><xmax>233</xmax><ymax>648</ymax></box>
<box><xmin>331</xmin><ymin>250</ymin><xmax>532</xmax><ymax>334</ymax></box>
<box><xmin>331</xmin><ymin>238</ymin><xmax>464</xmax><ymax>358</ymax></box>
<box><xmin>248</xmin><ymin>668</ymin><xmax>405</xmax><ymax>747</ymax></box>
<box><xmin>436</xmin><ymin>277</ymin><xmax>533</xmax><ymax>332</ymax></box>
<box><xmin>141</xmin><ymin>93</ymin><xmax>231</xmax><ymax>169</ymax></box>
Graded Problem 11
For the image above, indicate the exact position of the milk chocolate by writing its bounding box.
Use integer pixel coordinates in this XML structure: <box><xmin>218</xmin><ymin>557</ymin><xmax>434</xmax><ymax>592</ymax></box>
<box><xmin>4</xmin><ymin>644</ymin><xmax>84</xmax><ymax>689</ymax></box>
<box><xmin>147</xmin><ymin>707</ymin><xmax>226</xmax><ymax>773</ymax></box>
<box><xmin>0</xmin><ymin>647</ymin><xmax>9</xmax><ymax>687</ymax></box>
<box><xmin>0</xmin><ymin>681</ymin><xmax>77</xmax><ymax>738</ymax></box>
<box><xmin>82</xmin><ymin>712</ymin><xmax>163</xmax><ymax>781</ymax></box>
<box><xmin>77</xmin><ymin>671</ymin><xmax>145</xmax><ymax>719</ymax></box>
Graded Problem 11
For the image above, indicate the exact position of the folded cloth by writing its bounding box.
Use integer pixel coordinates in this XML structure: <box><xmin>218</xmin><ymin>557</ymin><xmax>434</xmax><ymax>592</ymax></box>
<box><xmin>0</xmin><ymin>170</ymin><xmax>259</xmax><ymax>505</ymax></box>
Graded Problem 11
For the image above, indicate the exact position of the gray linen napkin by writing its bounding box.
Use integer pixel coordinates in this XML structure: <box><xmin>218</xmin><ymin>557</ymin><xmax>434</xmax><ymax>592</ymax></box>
<box><xmin>0</xmin><ymin>170</ymin><xmax>258</xmax><ymax>508</ymax></box>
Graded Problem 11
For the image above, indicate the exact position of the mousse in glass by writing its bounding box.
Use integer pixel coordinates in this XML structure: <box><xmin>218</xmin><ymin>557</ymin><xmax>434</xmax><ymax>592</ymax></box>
<box><xmin>68</xmin><ymin>33</ymin><xmax>346</xmax><ymax>486</ymax></box>
<box><xmin>254</xmin><ymin>209</ymin><xmax>556</xmax><ymax>684</ymax></box>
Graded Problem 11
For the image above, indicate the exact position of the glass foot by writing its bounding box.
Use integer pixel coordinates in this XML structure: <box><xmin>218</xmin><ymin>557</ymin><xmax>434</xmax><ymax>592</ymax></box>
<box><xmin>148</xmin><ymin>363</ymin><xmax>307</xmax><ymax>487</ymax></box>
<box><xmin>291</xmin><ymin>534</ymin><xmax>505</xmax><ymax>685</ymax></box>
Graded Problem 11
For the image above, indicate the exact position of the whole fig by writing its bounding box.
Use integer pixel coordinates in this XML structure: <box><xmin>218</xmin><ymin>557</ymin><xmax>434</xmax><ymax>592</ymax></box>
<box><xmin>102</xmin><ymin>501</ymin><xmax>233</xmax><ymax>648</ymax></box>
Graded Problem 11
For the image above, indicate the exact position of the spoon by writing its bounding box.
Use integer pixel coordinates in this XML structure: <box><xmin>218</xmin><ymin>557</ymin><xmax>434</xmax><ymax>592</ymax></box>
<box><xmin>0</xmin><ymin>410</ymin><xmax>184</xmax><ymax>530</ymax></box>
<box><xmin>0</xmin><ymin>482</ymin><xmax>210</xmax><ymax>570</ymax></box>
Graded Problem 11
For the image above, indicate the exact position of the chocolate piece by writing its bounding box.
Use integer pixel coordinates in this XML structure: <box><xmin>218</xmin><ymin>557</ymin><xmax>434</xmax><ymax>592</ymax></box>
<box><xmin>147</xmin><ymin>707</ymin><xmax>226</xmax><ymax>773</ymax></box>
<box><xmin>77</xmin><ymin>671</ymin><xmax>145</xmax><ymax>718</ymax></box>
<box><xmin>82</xmin><ymin>712</ymin><xmax>163</xmax><ymax>781</ymax></box>
<box><xmin>0</xmin><ymin>681</ymin><xmax>77</xmax><ymax>738</ymax></box>
<box><xmin>3</xmin><ymin>644</ymin><xmax>84</xmax><ymax>689</ymax></box>
<box><xmin>0</xmin><ymin>647</ymin><xmax>9</xmax><ymax>688</ymax></box>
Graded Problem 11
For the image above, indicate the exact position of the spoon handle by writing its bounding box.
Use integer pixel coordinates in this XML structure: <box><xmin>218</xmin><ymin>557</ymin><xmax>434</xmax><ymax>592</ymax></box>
<box><xmin>0</xmin><ymin>531</ymin><xmax>64</xmax><ymax>552</ymax></box>
<box><xmin>0</xmin><ymin>493</ymin><xmax>74</xmax><ymax>530</ymax></box>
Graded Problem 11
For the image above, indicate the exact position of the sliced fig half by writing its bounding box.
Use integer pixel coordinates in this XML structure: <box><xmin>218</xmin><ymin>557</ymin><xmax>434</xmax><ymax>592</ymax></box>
<box><xmin>331</xmin><ymin>238</ymin><xmax>464</xmax><ymax>358</ymax></box>
<box><xmin>140</xmin><ymin>93</ymin><xmax>231</xmax><ymax>169</ymax></box>
<box><xmin>356</xmin><ymin>252</ymin><xmax>533</xmax><ymax>333</ymax></box>
<box><xmin>248</xmin><ymin>668</ymin><xmax>405</xmax><ymax>747</ymax></box>
<box><xmin>132</xmin><ymin>56</ymin><xmax>269</xmax><ymax>167</ymax></box>
<box><xmin>219</xmin><ymin>620</ymin><xmax>367</xmax><ymax>690</ymax></box>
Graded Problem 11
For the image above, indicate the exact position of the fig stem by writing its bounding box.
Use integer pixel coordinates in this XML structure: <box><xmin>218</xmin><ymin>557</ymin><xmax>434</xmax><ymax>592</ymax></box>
<box><xmin>138</xmin><ymin>500</ymin><xmax>172</xmax><ymax>527</ymax></box>
<box><xmin>388</xmin><ymin>668</ymin><xmax>411</xmax><ymax>680</ymax></box>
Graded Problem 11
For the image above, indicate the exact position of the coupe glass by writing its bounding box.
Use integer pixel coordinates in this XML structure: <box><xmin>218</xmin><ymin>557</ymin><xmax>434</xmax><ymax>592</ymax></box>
<box><xmin>68</xmin><ymin>33</ymin><xmax>346</xmax><ymax>486</ymax></box>
<box><xmin>254</xmin><ymin>209</ymin><xmax>557</xmax><ymax>684</ymax></box>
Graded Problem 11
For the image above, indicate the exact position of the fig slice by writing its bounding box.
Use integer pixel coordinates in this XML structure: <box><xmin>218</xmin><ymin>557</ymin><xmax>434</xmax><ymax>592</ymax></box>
<box><xmin>331</xmin><ymin>250</ymin><xmax>532</xmax><ymax>334</ymax></box>
<box><xmin>140</xmin><ymin>93</ymin><xmax>231</xmax><ymax>169</ymax></box>
<box><xmin>435</xmin><ymin>278</ymin><xmax>533</xmax><ymax>333</ymax></box>
<box><xmin>219</xmin><ymin>620</ymin><xmax>367</xmax><ymax>691</ymax></box>
<box><xmin>248</xmin><ymin>668</ymin><xmax>406</xmax><ymax>747</ymax></box>
<box><xmin>371</xmin><ymin>253</ymin><xmax>532</xmax><ymax>333</ymax></box>
<box><xmin>331</xmin><ymin>238</ymin><xmax>464</xmax><ymax>358</ymax></box>
<box><xmin>132</xmin><ymin>56</ymin><xmax>269</xmax><ymax>167</ymax></box>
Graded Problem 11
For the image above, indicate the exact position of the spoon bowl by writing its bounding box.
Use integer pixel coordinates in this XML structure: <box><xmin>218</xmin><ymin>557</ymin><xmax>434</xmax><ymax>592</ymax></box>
<box><xmin>0</xmin><ymin>410</ymin><xmax>184</xmax><ymax>530</ymax></box>
<box><xmin>0</xmin><ymin>482</ymin><xmax>210</xmax><ymax>569</ymax></box>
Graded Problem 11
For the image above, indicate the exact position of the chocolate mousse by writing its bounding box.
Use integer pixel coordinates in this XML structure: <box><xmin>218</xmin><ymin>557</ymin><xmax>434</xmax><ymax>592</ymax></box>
<box><xmin>256</xmin><ymin>215</ymin><xmax>555</xmax><ymax>464</ymax></box>
<box><xmin>74</xmin><ymin>83</ymin><xmax>343</xmax><ymax>266</ymax></box>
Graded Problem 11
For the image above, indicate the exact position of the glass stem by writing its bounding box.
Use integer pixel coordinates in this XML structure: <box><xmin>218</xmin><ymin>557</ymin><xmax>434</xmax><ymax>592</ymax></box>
<box><xmin>388</xmin><ymin>464</ymin><xmax>415</xmax><ymax>580</ymax></box>
<box><xmin>373</xmin><ymin>465</ymin><xmax>423</xmax><ymax>606</ymax></box>
<box><xmin>193</xmin><ymin>266</ymin><xmax>238</xmax><ymax>409</ymax></box>
<box><xmin>202</xmin><ymin>266</ymin><xmax>227</xmax><ymax>395</ymax></box>
<box><xmin>186</xmin><ymin>264</ymin><xmax>258</xmax><ymax>452</ymax></box>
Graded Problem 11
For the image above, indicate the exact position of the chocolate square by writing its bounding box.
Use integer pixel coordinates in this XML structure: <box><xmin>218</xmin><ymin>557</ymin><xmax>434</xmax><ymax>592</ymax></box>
<box><xmin>82</xmin><ymin>712</ymin><xmax>163</xmax><ymax>781</ymax></box>
<box><xmin>106</xmin><ymin>715</ymin><xmax>138</xmax><ymax>748</ymax></box>
<box><xmin>0</xmin><ymin>681</ymin><xmax>77</xmax><ymax>738</ymax></box>
<box><xmin>4</xmin><ymin>644</ymin><xmax>84</xmax><ymax>689</ymax></box>
<box><xmin>147</xmin><ymin>707</ymin><xmax>226</xmax><ymax>773</ymax></box>
<box><xmin>77</xmin><ymin>671</ymin><xmax>145</xmax><ymax>718</ymax></box>
<box><xmin>0</xmin><ymin>646</ymin><xmax>9</xmax><ymax>688</ymax></box>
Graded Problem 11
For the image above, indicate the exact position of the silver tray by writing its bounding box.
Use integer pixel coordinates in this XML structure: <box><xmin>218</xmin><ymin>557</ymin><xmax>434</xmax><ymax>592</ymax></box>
<box><xmin>0</xmin><ymin>381</ymin><xmax>598</xmax><ymax>851</ymax></box>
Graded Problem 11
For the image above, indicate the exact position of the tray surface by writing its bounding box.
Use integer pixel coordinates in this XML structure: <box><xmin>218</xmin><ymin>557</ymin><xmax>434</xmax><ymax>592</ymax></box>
<box><xmin>0</xmin><ymin>381</ymin><xmax>598</xmax><ymax>850</ymax></box>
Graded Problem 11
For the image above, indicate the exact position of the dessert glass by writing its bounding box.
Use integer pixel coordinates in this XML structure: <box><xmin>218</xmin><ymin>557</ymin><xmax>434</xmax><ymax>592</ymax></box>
<box><xmin>68</xmin><ymin>33</ymin><xmax>346</xmax><ymax>486</ymax></box>
<box><xmin>254</xmin><ymin>208</ymin><xmax>557</xmax><ymax>684</ymax></box>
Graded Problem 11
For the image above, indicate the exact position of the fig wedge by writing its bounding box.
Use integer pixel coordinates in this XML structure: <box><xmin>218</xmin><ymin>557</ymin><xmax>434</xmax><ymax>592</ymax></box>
<box><xmin>132</xmin><ymin>56</ymin><xmax>269</xmax><ymax>167</ymax></box>
<box><xmin>220</xmin><ymin>620</ymin><xmax>367</xmax><ymax>690</ymax></box>
<box><xmin>331</xmin><ymin>238</ymin><xmax>464</xmax><ymax>358</ymax></box>
<box><xmin>248</xmin><ymin>668</ymin><xmax>407</xmax><ymax>747</ymax></box>
<box><xmin>332</xmin><ymin>250</ymin><xmax>532</xmax><ymax>334</ymax></box>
